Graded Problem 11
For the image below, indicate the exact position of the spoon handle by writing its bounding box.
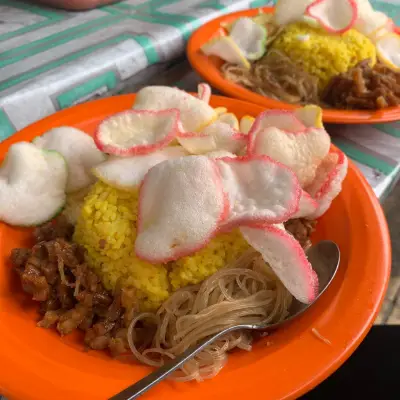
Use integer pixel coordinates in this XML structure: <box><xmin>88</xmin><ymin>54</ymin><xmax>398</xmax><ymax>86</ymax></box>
<box><xmin>109</xmin><ymin>324</ymin><xmax>249</xmax><ymax>400</ymax></box>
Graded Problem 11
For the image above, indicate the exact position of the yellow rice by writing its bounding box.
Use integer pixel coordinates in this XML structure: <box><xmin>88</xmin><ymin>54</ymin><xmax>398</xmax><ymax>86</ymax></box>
<box><xmin>74</xmin><ymin>181</ymin><xmax>250</xmax><ymax>311</ymax></box>
<box><xmin>271</xmin><ymin>22</ymin><xmax>377</xmax><ymax>90</ymax></box>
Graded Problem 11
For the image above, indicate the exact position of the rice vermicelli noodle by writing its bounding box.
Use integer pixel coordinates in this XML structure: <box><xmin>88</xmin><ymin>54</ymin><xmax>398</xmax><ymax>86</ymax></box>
<box><xmin>127</xmin><ymin>250</ymin><xmax>292</xmax><ymax>381</ymax></box>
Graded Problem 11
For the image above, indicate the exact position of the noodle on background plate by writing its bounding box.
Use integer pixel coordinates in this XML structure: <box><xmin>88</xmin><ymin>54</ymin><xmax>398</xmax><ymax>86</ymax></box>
<box><xmin>222</xmin><ymin>49</ymin><xmax>319</xmax><ymax>105</ymax></box>
<box><xmin>127</xmin><ymin>250</ymin><xmax>292</xmax><ymax>382</ymax></box>
<box><xmin>223</xmin><ymin>50</ymin><xmax>400</xmax><ymax>110</ymax></box>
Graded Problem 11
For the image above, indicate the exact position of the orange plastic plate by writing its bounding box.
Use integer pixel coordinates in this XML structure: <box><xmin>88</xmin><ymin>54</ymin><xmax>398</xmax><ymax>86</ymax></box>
<box><xmin>187</xmin><ymin>7</ymin><xmax>400</xmax><ymax>124</ymax></box>
<box><xmin>0</xmin><ymin>95</ymin><xmax>391</xmax><ymax>400</ymax></box>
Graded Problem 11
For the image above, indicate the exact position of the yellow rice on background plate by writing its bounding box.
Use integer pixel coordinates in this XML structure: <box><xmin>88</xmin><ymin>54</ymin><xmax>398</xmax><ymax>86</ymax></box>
<box><xmin>271</xmin><ymin>22</ymin><xmax>377</xmax><ymax>90</ymax></box>
<box><xmin>74</xmin><ymin>181</ymin><xmax>250</xmax><ymax>311</ymax></box>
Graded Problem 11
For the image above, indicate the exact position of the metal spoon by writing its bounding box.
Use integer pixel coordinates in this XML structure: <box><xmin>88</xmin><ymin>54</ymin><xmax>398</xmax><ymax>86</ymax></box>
<box><xmin>110</xmin><ymin>240</ymin><xmax>340</xmax><ymax>400</ymax></box>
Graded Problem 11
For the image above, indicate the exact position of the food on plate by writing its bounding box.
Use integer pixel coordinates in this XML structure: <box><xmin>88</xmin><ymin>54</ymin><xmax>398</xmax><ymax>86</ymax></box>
<box><xmin>11</xmin><ymin>219</ymin><xmax>135</xmax><ymax>355</ymax></box>
<box><xmin>222</xmin><ymin>48</ymin><xmax>320</xmax><ymax>105</ymax></box>
<box><xmin>132</xmin><ymin>85</ymin><xmax>217</xmax><ymax>131</ymax></box>
<box><xmin>92</xmin><ymin>147</ymin><xmax>188</xmax><ymax>190</ymax></box>
<box><xmin>322</xmin><ymin>59</ymin><xmax>400</xmax><ymax>109</ymax></box>
<box><xmin>270</xmin><ymin>22</ymin><xmax>376</xmax><ymax>90</ymax></box>
<box><xmin>34</xmin><ymin>127</ymin><xmax>106</xmax><ymax>192</ymax></box>
<box><xmin>203</xmin><ymin>0</ymin><xmax>400</xmax><ymax>110</ymax></box>
<box><xmin>5</xmin><ymin>85</ymin><xmax>348</xmax><ymax>381</ymax></box>
<box><xmin>0</xmin><ymin>142</ymin><xmax>67</xmax><ymax>226</ymax></box>
<box><xmin>203</xmin><ymin>17</ymin><xmax>267</xmax><ymax>66</ymax></box>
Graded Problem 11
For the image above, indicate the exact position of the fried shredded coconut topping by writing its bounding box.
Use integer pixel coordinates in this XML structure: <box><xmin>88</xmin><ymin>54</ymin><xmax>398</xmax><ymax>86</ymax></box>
<box><xmin>322</xmin><ymin>60</ymin><xmax>400</xmax><ymax>109</ymax></box>
<box><xmin>11</xmin><ymin>216</ymin><xmax>135</xmax><ymax>356</ymax></box>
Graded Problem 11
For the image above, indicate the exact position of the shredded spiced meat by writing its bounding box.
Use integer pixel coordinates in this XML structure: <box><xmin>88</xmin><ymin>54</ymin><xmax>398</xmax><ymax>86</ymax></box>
<box><xmin>322</xmin><ymin>59</ymin><xmax>400</xmax><ymax>110</ymax></box>
<box><xmin>285</xmin><ymin>218</ymin><xmax>316</xmax><ymax>250</ymax></box>
<box><xmin>11</xmin><ymin>217</ymin><xmax>135</xmax><ymax>356</ymax></box>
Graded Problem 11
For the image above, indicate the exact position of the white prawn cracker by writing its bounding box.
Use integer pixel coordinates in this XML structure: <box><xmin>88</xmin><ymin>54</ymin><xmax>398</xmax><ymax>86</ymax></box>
<box><xmin>92</xmin><ymin>147</ymin><xmax>187</xmax><ymax>190</ymax></box>
<box><xmin>0</xmin><ymin>142</ymin><xmax>67</xmax><ymax>226</ymax></box>
<box><xmin>177</xmin><ymin>121</ymin><xmax>247</xmax><ymax>155</ymax></box>
<box><xmin>133</xmin><ymin>86</ymin><xmax>216</xmax><ymax>132</ymax></box>
<box><xmin>248</xmin><ymin>111</ymin><xmax>331</xmax><ymax>187</ymax></box>
<box><xmin>135</xmin><ymin>156</ymin><xmax>228</xmax><ymax>263</ymax></box>
<box><xmin>293</xmin><ymin>191</ymin><xmax>319</xmax><ymax>219</ymax></box>
<box><xmin>306</xmin><ymin>149</ymin><xmax>348</xmax><ymax>218</ymax></box>
<box><xmin>248</xmin><ymin>110</ymin><xmax>307</xmax><ymax>133</ymax></box>
<box><xmin>354</xmin><ymin>0</ymin><xmax>393</xmax><ymax>38</ymax></box>
<box><xmin>201</xmin><ymin>35</ymin><xmax>250</xmax><ymax>69</ymax></box>
<box><xmin>274</xmin><ymin>0</ymin><xmax>315</xmax><ymax>26</ymax></box>
<box><xmin>375</xmin><ymin>33</ymin><xmax>400</xmax><ymax>71</ymax></box>
<box><xmin>352</xmin><ymin>1</ymin><xmax>398</xmax><ymax>70</ymax></box>
<box><xmin>34</xmin><ymin>126</ymin><xmax>106</xmax><ymax>193</ymax></box>
<box><xmin>240</xmin><ymin>224</ymin><xmax>319</xmax><ymax>304</ymax></box>
<box><xmin>306</xmin><ymin>0</ymin><xmax>358</xmax><ymax>33</ymax></box>
<box><xmin>215</xmin><ymin>156</ymin><xmax>301</xmax><ymax>229</ymax></box>
<box><xmin>229</xmin><ymin>17</ymin><xmax>267</xmax><ymax>61</ymax></box>
<box><xmin>94</xmin><ymin>109</ymin><xmax>181</xmax><ymax>156</ymax></box>
<box><xmin>197</xmin><ymin>83</ymin><xmax>212</xmax><ymax>104</ymax></box>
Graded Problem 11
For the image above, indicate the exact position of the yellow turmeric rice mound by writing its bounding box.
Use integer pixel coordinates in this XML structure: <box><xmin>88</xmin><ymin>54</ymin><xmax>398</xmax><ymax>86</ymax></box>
<box><xmin>170</xmin><ymin>229</ymin><xmax>250</xmax><ymax>291</ymax></box>
<box><xmin>74</xmin><ymin>181</ymin><xmax>250</xmax><ymax>311</ymax></box>
<box><xmin>271</xmin><ymin>22</ymin><xmax>377</xmax><ymax>90</ymax></box>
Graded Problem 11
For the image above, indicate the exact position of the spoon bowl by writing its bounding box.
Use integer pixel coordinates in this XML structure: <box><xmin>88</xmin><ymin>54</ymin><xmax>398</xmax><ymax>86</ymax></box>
<box><xmin>272</xmin><ymin>240</ymin><xmax>341</xmax><ymax>330</ymax></box>
<box><xmin>110</xmin><ymin>240</ymin><xmax>340</xmax><ymax>400</ymax></box>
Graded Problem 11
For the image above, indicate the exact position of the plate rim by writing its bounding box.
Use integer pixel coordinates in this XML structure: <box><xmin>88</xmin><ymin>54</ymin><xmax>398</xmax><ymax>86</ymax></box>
<box><xmin>187</xmin><ymin>6</ymin><xmax>400</xmax><ymax>124</ymax></box>
<box><xmin>0</xmin><ymin>94</ymin><xmax>392</xmax><ymax>400</ymax></box>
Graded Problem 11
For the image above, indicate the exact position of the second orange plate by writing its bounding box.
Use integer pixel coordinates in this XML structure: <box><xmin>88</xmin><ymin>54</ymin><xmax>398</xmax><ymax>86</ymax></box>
<box><xmin>187</xmin><ymin>7</ymin><xmax>400</xmax><ymax>124</ymax></box>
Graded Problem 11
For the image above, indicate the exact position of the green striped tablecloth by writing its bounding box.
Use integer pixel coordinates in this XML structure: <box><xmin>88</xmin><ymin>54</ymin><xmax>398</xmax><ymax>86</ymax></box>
<box><xmin>0</xmin><ymin>0</ymin><xmax>400</xmax><ymax>201</ymax></box>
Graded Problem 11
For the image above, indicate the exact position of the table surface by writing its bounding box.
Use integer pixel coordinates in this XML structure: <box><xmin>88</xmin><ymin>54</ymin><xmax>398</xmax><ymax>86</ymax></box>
<box><xmin>1</xmin><ymin>1</ymin><xmax>400</xmax><ymax>399</ymax></box>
